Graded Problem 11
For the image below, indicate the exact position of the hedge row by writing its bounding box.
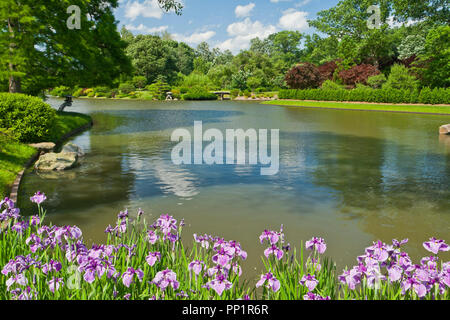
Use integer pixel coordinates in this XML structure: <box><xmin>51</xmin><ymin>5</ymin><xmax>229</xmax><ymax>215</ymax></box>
<box><xmin>279</xmin><ymin>87</ymin><xmax>450</xmax><ymax>105</ymax></box>
<box><xmin>0</xmin><ymin>93</ymin><xmax>56</xmax><ymax>143</ymax></box>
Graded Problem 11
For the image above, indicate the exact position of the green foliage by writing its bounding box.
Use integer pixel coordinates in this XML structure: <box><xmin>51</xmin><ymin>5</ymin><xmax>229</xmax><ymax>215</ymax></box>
<box><xmin>182</xmin><ymin>86</ymin><xmax>217</xmax><ymax>100</ymax></box>
<box><xmin>367</xmin><ymin>74</ymin><xmax>387</xmax><ymax>89</ymax></box>
<box><xmin>0</xmin><ymin>93</ymin><xmax>56</xmax><ymax>142</ymax></box>
<box><xmin>49</xmin><ymin>86</ymin><xmax>72</xmax><ymax>98</ymax></box>
<box><xmin>180</xmin><ymin>73</ymin><xmax>212</xmax><ymax>89</ymax></box>
<box><xmin>230</xmin><ymin>89</ymin><xmax>240</xmax><ymax>97</ymax></box>
<box><xmin>147</xmin><ymin>80</ymin><xmax>171</xmax><ymax>100</ymax></box>
<box><xmin>243</xmin><ymin>90</ymin><xmax>251</xmax><ymax>98</ymax></box>
<box><xmin>72</xmin><ymin>88</ymin><xmax>85</xmax><ymax>98</ymax></box>
<box><xmin>119</xmin><ymin>83</ymin><xmax>135</xmax><ymax>95</ymax></box>
<box><xmin>414</xmin><ymin>25</ymin><xmax>450</xmax><ymax>88</ymax></box>
<box><xmin>321</xmin><ymin>80</ymin><xmax>344</xmax><ymax>90</ymax></box>
<box><xmin>279</xmin><ymin>87</ymin><xmax>450</xmax><ymax>104</ymax></box>
<box><xmin>93</xmin><ymin>87</ymin><xmax>110</xmax><ymax>97</ymax></box>
<box><xmin>132</xmin><ymin>76</ymin><xmax>147</xmax><ymax>89</ymax></box>
<box><xmin>383</xmin><ymin>64</ymin><xmax>419</xmax><ymax>91</ymax></box>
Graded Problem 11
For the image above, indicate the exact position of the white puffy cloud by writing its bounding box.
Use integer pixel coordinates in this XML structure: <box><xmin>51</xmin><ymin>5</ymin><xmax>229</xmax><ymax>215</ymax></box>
<box><xmin>217</xmin><ymin>18</ymin><xmax>277</xmax><ymax>53</ymax></box>
<box><xmin>173</xmin><ymin>31</ymin><xmax>216</xmax><ymax>45</ymax></box>
<box><xmin>278</xmin><ymin>9</ymin><xmax>309</xmax><ymax>31</ymax></box>
<box><xmin>124</xmin><ymin>0</ymin><xmax>164</xmax><ymax>20</ymax></box>
<box><xmin>125</xmin><ymin>24</ymin><xmax>168</xmax><ymax>34</ymax></box>
<box><xmin>235</xmin><ymin>3</ymin><xmax>255</xmax><ymax>18</ymax></box>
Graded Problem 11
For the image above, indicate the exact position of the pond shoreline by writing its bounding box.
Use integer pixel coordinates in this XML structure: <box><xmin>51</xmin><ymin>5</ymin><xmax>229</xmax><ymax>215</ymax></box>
<box><xmin>9</xmin><ymin>114</ymin><xmax>93</xmax><ymax>203</ymax></box>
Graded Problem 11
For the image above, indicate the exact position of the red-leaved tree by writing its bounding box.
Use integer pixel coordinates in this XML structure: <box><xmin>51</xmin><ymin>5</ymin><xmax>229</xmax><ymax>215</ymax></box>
<box><xmin>285</xmin><ymin>62</ymin><xmax>322</xmax><ymax>89</ymax></box>
<box><xmin>317</xmin><ymin>60</ymin><xmax>339</xmax><ymax>83</ymax></box>
<box><xmin>338</xmin><ymin>64</ymin><xmax>380</xmax><ymax>87</ymax></box>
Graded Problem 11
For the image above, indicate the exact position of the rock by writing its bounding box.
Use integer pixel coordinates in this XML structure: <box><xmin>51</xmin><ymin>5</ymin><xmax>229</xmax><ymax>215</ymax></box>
<box><xmin>439</xmin><ymin>124</ymin><xmax>450</xmax><ymax>135</ymax></box>
<box><xmin>62</xmin><ymin>142</ymin><xmax>85</xmax><ymax>157</ymax></box>
<box><xmin>28</xmin><ymin>142</ymin><xmax>56</xmax><ymax>152</ymax></box>
<box><xmin>34</xmin><ymin>152</ymin><xmax>78</xmax><ymax>171</ymax></box>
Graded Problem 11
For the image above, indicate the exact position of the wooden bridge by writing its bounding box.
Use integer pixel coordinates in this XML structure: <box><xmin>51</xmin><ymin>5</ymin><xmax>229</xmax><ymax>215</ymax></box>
<box><xmin>213</xmin><ymin>91</ymin><xmax>231</xmax><ymax>100</ymax></box>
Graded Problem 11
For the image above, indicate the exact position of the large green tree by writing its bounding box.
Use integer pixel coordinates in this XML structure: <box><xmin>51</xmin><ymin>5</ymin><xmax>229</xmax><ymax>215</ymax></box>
<box><xmin>0</xmin><ymin>0</ymin><xmax>134</xmax><ymax>94</ymax></box>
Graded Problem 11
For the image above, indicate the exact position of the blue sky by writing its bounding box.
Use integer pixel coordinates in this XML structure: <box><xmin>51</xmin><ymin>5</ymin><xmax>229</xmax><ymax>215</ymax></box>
<box><xmin>115</xmin><ymin>0</ymin><xmax>340</xmax><ymax>53</ymax></box>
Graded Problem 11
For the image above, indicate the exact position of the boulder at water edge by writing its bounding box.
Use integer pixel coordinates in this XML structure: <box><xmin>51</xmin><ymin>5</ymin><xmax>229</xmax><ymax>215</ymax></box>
<box><xmin>28</xmin><ymin>142</ymin><xmax>56</xmax><ymax>152</ymax></box>
<box><xmin>440</xmin><ymin>124</ymin><xmax>450</xmax><ymax>135</ymax></box>
<box><xmin>62</xmin><ymin>142</ymin><xmax>85</xmax><ymax>157</ymax></box>
<box><xmin>34</xmin><ymin>152</ymin><xmax>78</xmax><ymax>171</ymax></box>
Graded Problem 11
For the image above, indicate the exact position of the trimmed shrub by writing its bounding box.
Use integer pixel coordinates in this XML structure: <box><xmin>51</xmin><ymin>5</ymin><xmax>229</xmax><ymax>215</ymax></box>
<box><xmin>230</xmin><ymin>89</ymin><xmax>240</xmax><ymax>97</ymax></box>
<box><xmin>243</xmin><ymin>90</ymin><xmax>251</xmax><ymax>98</ymax></box>
<box><xmin>119</xmin><ymin>83</ymin><xmax>135</xmax><ymax>95</ymax></box>
<box><xmin>367</xmin><ymin>74</ymin><xmax>387</xmax><ymax>89</ymax></box>
<box><xmin>382</xmin><ymin>64</ymin><xmax>419</xmax><ymax>91</ymax></box>
<box><xmin>285</xmin><ymin>62</ymin><xmax>322</xmax><ymax>89</ymax></box>
<box><xmin>182</xmin><ymin>86</ymin><xmax>217</xmax><ymax>100</ymax></box>
<box><xmin>132</xmin><ymin>76</ymin><xmax>147</xmax><ymax>89</ymax></box>
<box><xmin>49</xmin><ymin>86</ymin><xmax>72</xmax><ymax>97</ymax></box>
<box><xmin>72</xmin><ymin>88</ymin><xmax>84</xmax><ymax>98</ymax></box>
<box><xmin>278</xmin><ymin>87</ymin><xmax>450</xmax><ymax>104</ymax></box>
<box><xmin>0</xmin><ymin>93</ymin><xmax>56</xmax><ymax>142</ymax></box>
<box><xmin>338</xmin><ymin>64</ymin><xmax>380</xmax><ymax>87</ymax></box>
<box><xmin>321</xmin><ymin>80</ymin><xmax>344</xmax><ymax>90</ymax></box>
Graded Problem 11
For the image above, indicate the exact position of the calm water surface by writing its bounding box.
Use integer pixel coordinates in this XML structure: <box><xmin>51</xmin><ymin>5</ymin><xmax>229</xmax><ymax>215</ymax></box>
<box><xmin>19</xmin><ymin>98</ymin><xmax>450</xmax><ymax>278</ymax></box>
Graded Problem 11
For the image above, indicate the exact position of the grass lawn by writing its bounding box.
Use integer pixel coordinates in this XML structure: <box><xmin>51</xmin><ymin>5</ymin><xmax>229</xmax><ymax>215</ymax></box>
<box><xmin>262</xmin><ymin>100</ymin><xmax>450</xmax><ymax>114</ymax></box>
<box><xmin>0</xmin><ymin>111</ymin><xmax>92</xmax><ymax>199</ymax></box>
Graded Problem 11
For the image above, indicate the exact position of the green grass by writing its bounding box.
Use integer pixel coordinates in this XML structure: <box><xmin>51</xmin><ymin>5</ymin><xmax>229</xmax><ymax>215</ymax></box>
<box><xmin>0</xmin><ymin>136</ymin><xmax>36</xmax><ymax>199</ymax></box>
<box><xmin>0</xmin><ymin>111</ymin><xmax>92</xmax><ymax>199</ymax></box>
<box><xmin>49</xmin><ymin>111</ymin><xmax>92</xmax><ymax>143</ymax></box>
<box><xmin>263</xmin><ymin>100</ymin><xmax>450</xmax><ymax>114</ymax></box>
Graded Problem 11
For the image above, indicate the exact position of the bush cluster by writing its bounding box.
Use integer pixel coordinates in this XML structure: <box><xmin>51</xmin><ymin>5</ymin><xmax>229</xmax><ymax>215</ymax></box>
<box><xmin>279</xmin><ymin>87</ymin><xmax>450</xmax><ymax>104</ymax></box>
<box><xmin>0</xmin><ymin>93</ymin><xmax>56</xmax><ymax>142</ymax></box>
<box><xmin>183</xmin><ymin>86</ymin><xmax>217</xmax><ymax>100</ymax></box>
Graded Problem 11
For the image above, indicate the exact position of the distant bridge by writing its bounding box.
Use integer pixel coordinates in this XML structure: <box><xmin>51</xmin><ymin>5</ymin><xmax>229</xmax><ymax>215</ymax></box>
<box><xmin>213</xmin><ymin>91</ymin><xmax>231</xmax><ymax>100</ymax></box>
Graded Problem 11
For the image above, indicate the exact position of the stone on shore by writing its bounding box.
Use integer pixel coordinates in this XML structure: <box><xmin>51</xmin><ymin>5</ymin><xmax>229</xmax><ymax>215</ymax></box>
<box><xmin>439</xmin><ymin>124</ymin><xmax>450</xmax><ymax>135</ymax></box>
<box><xmin>28</xmin><ymin>142</ymin><xmax>56</xmax><ymax>152</ymax></box>
<box><xmin>62</xmin><ymin>142</ymin><xmax>85</xmax><ymax>157</ymax></box>
<box><xmin>34</xmin><ymin>152</ymin><xmax>78</xmax><ymax>171</ymax></box>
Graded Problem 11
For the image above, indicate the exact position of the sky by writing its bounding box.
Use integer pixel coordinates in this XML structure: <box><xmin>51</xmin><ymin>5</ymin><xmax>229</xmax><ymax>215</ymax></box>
<box><xmin>114</xmin><ymin>0</ymin><xmax>341</xmax><ymax>53</ymax></box>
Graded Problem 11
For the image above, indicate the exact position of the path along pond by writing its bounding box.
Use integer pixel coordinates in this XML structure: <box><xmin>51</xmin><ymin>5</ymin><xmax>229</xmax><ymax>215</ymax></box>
<box><xmin>18</xmin><ymin>98</ymin><xmax>450</xmax><ymax>278</ymax></box>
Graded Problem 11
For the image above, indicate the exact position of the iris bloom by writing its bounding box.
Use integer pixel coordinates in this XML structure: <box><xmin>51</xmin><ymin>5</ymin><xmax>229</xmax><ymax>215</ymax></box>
<box><xmin>264</xmin><ymin>244</ymin><xmax>284</xmax><ymax>260</ymax></box>
<box><xmin>188</xmin><ymin>260</ymin><xmax>204</xmax><ymax>276</ymax></box>
<box><xmin>305</xmin><ymin>237</ymin><xmax>327</xmax><ymax>254</ymax></box>
<box><xmin>256</xmin><ymin>272</ymin><xmax>280</xmax><ymax>292</ymax></box>
<box><xmin>48</xmin><ymin>277</ymin><xmax>64</xmax><ymax>293</ymax></box>
<box><xmin>207</xmin><ymin>274</ymin><xmax>232</xmax><ymax>296</ymax></box>
<box><xmin>152</xmin><ymin>268</ymin><xmax>179</xmax><ymax>291</ymax></box>
<box><xmin>423</xmin><ymin>238</ymin><xmax>449</xmax><ymax>255</ymax></box>
<box><xmin>30</xmin><ymin>191</ymin><xmax>46</xmax><ymax>205</ymax></box>
<box><xmin>299</xmin><ymin>274</ymin><xmax>319</xmax><ymax>292</ymax></box>
<box><xmin>146</xmin><ymin>251</ymin><xmax>161</xmax><ymax>267</ymax></box>
<box><xmin>122</xmin><ymin>267</ymin><xmax>144</xmax><ymax>288</ymax></box>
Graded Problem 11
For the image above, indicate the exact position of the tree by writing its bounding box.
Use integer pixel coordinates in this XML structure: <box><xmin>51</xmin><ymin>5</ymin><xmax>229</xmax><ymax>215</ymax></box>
<box><xmin>125</xmin><ymin>35</ymin><xmax>178</xmax><ymax>84</ymax></box>
<box><xmin>0</xmin><ymin>0</ymin><xmax>132</xmax><ymax>94</ymax></box>
<box><xmin>338</xmin><ymin>64</ymin><xmax>380</xmax><ymax>87</ymax></box>
<box><xmin>382</xmin><ymin>64</ymin><xmax>418</xmax><ymax>90</ymax></box>
<box><xmin>413</xmin><ymin>25</ymin><xmax>450</xmax><ymax>88</ymax></box>
<box><xmin>285</xmin><ymin>63</ymin><xmax>322</xmax><ymax>89</ymax></box>
<box><xmin>132</xmin><ymin>76</ymin><xmax>147</xmax><ymax>89</ymax></box>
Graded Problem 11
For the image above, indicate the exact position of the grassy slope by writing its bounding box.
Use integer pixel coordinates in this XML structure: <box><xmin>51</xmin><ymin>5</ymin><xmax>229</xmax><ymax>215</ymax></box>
<box><xmin>262</xmin><ymin>100</ymin><xmax>450</xmax><ymax>114</ymax></box>
<box><xmin>0</xmin><ymin>112</ymin><xmax>92</xmax><ymax>199</ymax></box>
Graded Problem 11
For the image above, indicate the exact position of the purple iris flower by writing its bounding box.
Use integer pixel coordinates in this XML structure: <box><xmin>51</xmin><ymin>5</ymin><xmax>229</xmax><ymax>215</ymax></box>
<box><xmin>29</xmin><ymin>216</ymin><xmax>40</xmax><ymax>226</ymax></box>
<box><xmin>11</xmin><ymin>221</ymin><xmax>29</xmax><ymax>234</ymax></box>
<box><xmin>30</xmin><ymin>191</ymin><xmax>46</xmax><ymax>205</ymax></box>
<box><xmin>193</xmin><ymin>234</ymin><xmax>210</xmax><ymax>249</ymax></box>
<box><xmin>208</xmin><ymin>264</ymin><xmax>230</xmax><ymax>278</ymax></box>
<box><xmin>155</xmin><ymin>214</ymin><xmax>178</xmax><ymax>235</ymax></box>
<box><xmin>392</xmin><ymin>238</ymin><xmax>408</xmax><ymax>248</ymax></box>
<box><xmin>212</xmin><ymin>248</ymin><xmax>232</xmax><ymax>267</ymax></box>
<box><xmin>264</xmin><ymin>244</ymin><xmax>284</xmax><ymax>260</ymax></box>
<box><xmin>207</xmin><ymin>274</ymin><xmax>233</xmax><ymax>296</ymax></box>
<box><xmin>256</xmin><ymin>272</ymin><xmax>280</xmax><ymax>292</ymax></box>
<box><xmin>48</xmin><ymin>277</ymin><xmax>64</xmax><ymax>293</ymax></box>
<box><xmin>6</xmin><ymin>273</ymin><xmax>28</xmax><ymax>290</ymax></box>
<box><xmin>423</xmin><ymin>238</ymin><xmax>449</xmax><ymax>255</ymax></box>
<box><xmin>152</xmin><ymin>268</ymin><xmax>179</xmax><ymax>291</ymax></box>
<box><xmin>299</xmin><ymin>274</ymin><xmax>319</xmax><ymax>291</ymax></box>
<box><xmin>146</xmin><ymin>251</ymin><xmax>161</xmax><ymax>267</ymax></box>
<box><xmin>42</xmin><ymin>260</ymin><xmax>62</xmax><ymax>275</ymax></box>
<box><xmin>303</xmin><ymin>292</ymin><xmax>330</xmax><ymax>300</ymax></box>
<box><xmin>188</xmin><ymin>260</ymin><xmax>204</xmax><ymax>276</ymax></box>
<box><xmin>339</xmin><ymin>268</ymin><xmax>361</xmax><ymax>290</ymax></box>
<box><xmin>305</xmin><ymin>237</ymin><xmax>327</xmax><ymax>254</ymax></box>
<box><xmin>122</xmin><ymin>267</ymin><xmax>144</xmax><ymax>288</ymax></box>
<box><xmin>387</xmin><ymin>265</ymin><xmax>403</xmax><ymax>282</ymax></box>
<box><xmin>401</xmin><ymin>276</ymin><xmax>427</xmax><ymax>298</ymax></box>
<box><xmin>147</xmin><ymin>230</ymin><xmax>159</xmax><ymax>244</ymax></box>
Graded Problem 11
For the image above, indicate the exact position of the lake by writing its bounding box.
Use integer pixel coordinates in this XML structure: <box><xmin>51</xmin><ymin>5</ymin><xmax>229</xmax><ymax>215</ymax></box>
<box><xmin>18</xmin><ymin>98</ymin><xmax>450</xmax><ymax>278</ymax></box>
